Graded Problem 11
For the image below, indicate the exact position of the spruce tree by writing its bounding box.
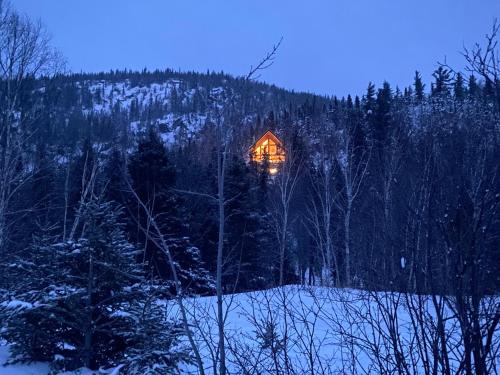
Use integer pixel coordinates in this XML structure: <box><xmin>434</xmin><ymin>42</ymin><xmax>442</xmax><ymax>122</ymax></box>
<box><xmin>104</xmin><ymin>147</ymin><xmax>129</xmax><ymax>209</ymax></box>
<box><xmin>2</xmin><ymin>199</ymin><xmax>191</xmax><ymax>372</ymax></box>
<box><xmin>468</xmin><ymin>75</ymin><xmax>478</xmax><ymax>97</ymax></box>
<box><xmin>224</xmin><ymin>156</ymin><xmax>269</xmax><ymax>291</ymax></box>
<box><xmin>128</xmin><ymin>129</ymin><xmax>213</xmax><ymax>294</ymax></box>
<box><xmin>413</xmin><ymin>70</ymin><xmax>425</xmax><ymax>101</ymax></box>
<box><xmin>432</xmin><ymin>66</ymin><xmax>452</xmax><ymax>95</ymax></box>
<box><xmin>373</xmin><ymin>81</ymin><xmax>392</xmax><ymax>148</ymax></box>
<box><xmin>249</xmin><ymin>153</ymin><xmax>277</xmax><ymax>287</ymax></box>
<box><xmin>121</xmin><ymin>294</ymin><xmax>192</xmax><ymax>374</ymax></box>
<box><xmin>454</xmin><ymin>72</ymin><xmax>465</xmax><ymax>100</ymax></box>
<box><xmin>2</xmin><ymin>200</ymin><xmax>143</xmax><ymax>370</ymax></box>
<box><xmin>364</xmin><ymin>82</ymin><xmax>376</xmax><ymax>114</ymax></box>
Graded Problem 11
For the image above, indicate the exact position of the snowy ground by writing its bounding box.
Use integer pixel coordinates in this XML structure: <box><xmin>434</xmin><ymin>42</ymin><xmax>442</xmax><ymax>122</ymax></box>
<box><xmin>166</xmin><ymin>286</ymin><xmax>499</xmax><ymax>374</ymax></box>
<box><xmin>0</xmin><ymin>345</ymin><xmax>50</xmax><ymax>375</ymax></box>
<box><xmin>176</xmin><ymin>286</ymin><xmax>399</xmax><ymax>373</ymax></box>
<box><xmin>1</xmin><ymin>286</ymin><xmax>498</xmax><ymax>374</ymax></box>
<box><xmin>0</xmin><ymin>345</ymin><xmax>103</xmax><ymax>375</ymax></box>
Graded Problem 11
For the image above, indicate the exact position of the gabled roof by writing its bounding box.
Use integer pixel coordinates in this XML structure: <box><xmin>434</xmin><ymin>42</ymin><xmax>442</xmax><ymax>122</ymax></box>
<box><xmin>251</xmin><ymin>130</ymin><xmax>283</xmax><ymax>149</ymax></box>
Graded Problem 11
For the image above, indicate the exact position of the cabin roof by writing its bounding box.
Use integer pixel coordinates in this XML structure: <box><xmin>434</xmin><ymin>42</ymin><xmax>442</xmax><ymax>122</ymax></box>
<box><xmin>251</xmin><ymin>130</ymin><xmax>283</xmax><ymax>149</ymax></box>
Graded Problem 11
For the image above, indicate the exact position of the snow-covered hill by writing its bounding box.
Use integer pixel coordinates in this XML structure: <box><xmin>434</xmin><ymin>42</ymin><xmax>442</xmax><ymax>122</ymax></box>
<box><xmin>30</xmin><ymin>69</ymin><xmax>332</xmax><ymax>154</ymax></box>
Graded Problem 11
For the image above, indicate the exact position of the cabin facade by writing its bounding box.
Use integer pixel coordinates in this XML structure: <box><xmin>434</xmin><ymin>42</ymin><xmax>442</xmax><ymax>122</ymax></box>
<box><xmin>249</xmin><ymin>130</ymin><xmax>285</xmax><ymax>174</ymax></box>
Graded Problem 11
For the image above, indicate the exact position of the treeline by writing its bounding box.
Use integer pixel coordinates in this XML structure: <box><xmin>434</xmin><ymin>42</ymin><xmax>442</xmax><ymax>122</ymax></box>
<box><xmin>3</xmin><ymin>66</ymin><xmax>499</xmax><ymax>295</ymax></box>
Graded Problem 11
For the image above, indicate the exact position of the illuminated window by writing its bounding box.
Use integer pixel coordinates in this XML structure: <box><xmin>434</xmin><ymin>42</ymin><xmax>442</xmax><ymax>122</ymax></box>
<box><xmin>249</xmin><ymin>130</ymin><xmax>286</xmax><ymax>174</ymax></box>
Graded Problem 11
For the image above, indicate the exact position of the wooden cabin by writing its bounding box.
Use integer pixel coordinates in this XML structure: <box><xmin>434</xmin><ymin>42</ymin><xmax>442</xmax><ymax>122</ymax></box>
<box><xmin>250</xmin><ymin>130</ymin><xmax>285</xmax><ymax>174</ymax></box>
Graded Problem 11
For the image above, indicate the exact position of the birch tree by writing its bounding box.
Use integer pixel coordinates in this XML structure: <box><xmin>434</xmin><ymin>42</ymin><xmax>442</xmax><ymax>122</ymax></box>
<box><xmin>305</xmin><ymin>121</ymin><xmax>339</xmax><ymax>286</ymax></box>
<box><xmin>271</xmin><ymin>144</ymin><xmax>302</xmax><ymax>286</ymax></box>
<box><xmin>336</xmin><ymin>119</ymin><xmax>370</xmax><ymax>286</ymax></box>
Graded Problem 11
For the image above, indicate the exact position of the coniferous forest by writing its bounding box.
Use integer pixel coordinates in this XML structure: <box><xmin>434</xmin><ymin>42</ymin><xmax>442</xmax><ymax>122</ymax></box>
<box><xmin>0</xmin><ymin>2</ymin><xmax>499</xmax><ymax>374</ymax></box>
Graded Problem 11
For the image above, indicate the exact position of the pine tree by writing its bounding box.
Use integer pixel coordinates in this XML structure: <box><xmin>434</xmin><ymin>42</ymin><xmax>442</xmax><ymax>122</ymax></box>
<box><xmin>170</xmin><ymin>86</ymin><xmax>179</xmax><ymax>112</ymax></box>
<box><xmin>192</xmin><ymin>173</ymin><xmax>219</xmax><ymax>275</ymax></box>
<box><xmin>454</xmin><ymin>73</ymin><xmax>465</xmax><ymax>100</ymax></box>
<box><xmin>128</xmin><ymin>129</ymin><xmax>213</xmax><ymax>294</ymax></box>
<box><xmin>2</xmin><ymin>200</ymin><xmax>144</xmax><ymax>370</ymax></box>
<box><xmin>468</xmin><ymin>75</ymin><xmax>478</xmax><ymax>97</ymax></box>
<box><xmin>249</xmin><ymin>153</ymin><xmax>278</xmax><ymax>287</ymax></box>
<box><xmin>483</xmin><ymin>78</ymin><xmax>495</xmax><ymax>100</ymax></box>
<box><xmin>2</xmin><ymin>199</ymin><xmax>192</xmax><ymax>372</ymax></box>
<box><xmin>414</xmin><ymin>71</ymin><xmax>425</xmax><ymax>101</ymax></box>
<box><xmin>354</xmin><ymin>95</ymin><xmax>361</xmax><ymax>109</ymax></box>
<box><xmin>432</xmin><ymin>66</ymin><xmax>452</xmax><ymax>95</ymax></box>
<box><xmin>373</xmin><ymin>81</ymin><xmax>392</xmax><ymax>147</ymax></box>
<box><xmin>121</xmin><ymin>292</ymin><xmax>192</xmax><ymax>374</ymax></box>
<box><xmin>364</xmin><ymin>82</ymin><xmax>376</xmax><ymax>114</ymax></box>
<box><xmin>224</xmin><ymin>156</ymin><xmax>268</xmax><ymax>291</ymax></box>
<box><xmin>104</xmin><ymin>147</ymin><xmax>128</xmax><ymax>208</ymax></box>
<box><xmin>5</xmin><ymin>143</ymin><xmax>58</xmax><ymax>262</ymax></box>
<box><xmin>346</xmin><ymin>94</ymin><xmax>353</xmax><ymax>108</ymax></box>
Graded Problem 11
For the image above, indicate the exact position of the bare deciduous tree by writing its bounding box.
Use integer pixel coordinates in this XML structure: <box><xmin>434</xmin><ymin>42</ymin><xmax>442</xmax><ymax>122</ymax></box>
<box><xmin>270</xmin><ymin>148</ymin><xmax>302</xmax><ymax>286</ymax></box>
<box><xmin>0</xmin><ymin>0</ymin><xmax>62</xmax><ymax>257</ymax></box>
<box><xmin>335</xmin><ymin>119</ymin><xmax>371</xmax><ymax>286</ymax></box>
<box><xmin>305</xmin><ymin>120</ymin><xmax>340</xmax><ymax>286</ymax></box>
<box><xmin>462</xmin><ymin>19</ymin><xmax>500</xmax><ymax>84</ymax></box>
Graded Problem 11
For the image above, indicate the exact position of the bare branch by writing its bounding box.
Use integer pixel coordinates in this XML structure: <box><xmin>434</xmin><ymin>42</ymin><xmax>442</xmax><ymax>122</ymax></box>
<box><xmin>245</xmin><ymin>36</ymin><xmax>283</xmax><ymax>81</ymax></box>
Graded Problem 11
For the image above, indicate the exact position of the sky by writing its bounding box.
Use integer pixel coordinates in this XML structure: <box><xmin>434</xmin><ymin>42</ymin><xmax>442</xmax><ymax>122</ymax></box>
<box><xmin>13</xmin><ymin>0</ymin><xmax>500</xmax><ymax>97</ymax></box>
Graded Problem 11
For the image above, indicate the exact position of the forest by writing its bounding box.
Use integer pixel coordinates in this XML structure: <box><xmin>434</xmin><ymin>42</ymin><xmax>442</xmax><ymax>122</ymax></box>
<box><xmin>0</xmin><ymin>2</ymin><xmax>499</xmax><ymax>374</ymax></box>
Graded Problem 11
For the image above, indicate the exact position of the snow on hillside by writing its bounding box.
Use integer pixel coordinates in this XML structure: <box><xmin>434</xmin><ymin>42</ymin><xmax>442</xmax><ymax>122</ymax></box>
<box><xmin>78</xmin><ymin>79</ymin><xmax>220</xmax><ymax>146</ymax></box>
<box><xmin>71</xmin><ymin>78</ymin><xmax>257</xmax><ymax>148</ymax></box>
<box><xmin>80</xmin><ymin>80</ymin><xmax>221</xmax><ymax>113</ymax></box>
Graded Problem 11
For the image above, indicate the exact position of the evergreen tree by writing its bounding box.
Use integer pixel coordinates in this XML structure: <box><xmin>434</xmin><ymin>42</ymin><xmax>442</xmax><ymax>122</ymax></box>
<box><xmin>483</xmin><ymin>78</ymin><xmax>495</xmax><ymax>100</ymax></box>
<box><xmin>414</xmin><ymin>70</ymin><xmax>425</xmax><ymax>101</ymax></box>
<box><xmin>354</xmin><ymin>95</ymin><xmax>361</xmax><ymax>109</ymax></box>
<box><xmin>121</xmin><ymin>293</ymin><xmax>192</xmax><ymax>374</ymax></box>
<box><xmin>170</xmin><ymin>86</ymin><xmax>179</xmax><ymax>112</ymax></box>
<box><xmin>128</xmin><ymin>129</ymin><xmax>213</xmax><ymax>294</ymax></box>
<box><xmin>224</xmin><ymin>156</ymin><xmax>268</xmax><ymax>291</ymax></box>
<box><xmin>249</xmin><ymin>153</ymin><xmax>285</xmax><ymax>287</ymax></box>
<box><xmin>104</xmin><ymin>147</ymin><xmax>129</xmax><ymax>208</ymax></box>
<box><xmin>454</xmin><ymin>72</ymin><xmax>465</xmax><ymax>100</ymax></box>
<box><xmin>7</xmin><ymin>143</ymin><xmax>58</xmax><ymax>259</ymax></box>
<box><xmin>364</xmin><ymin>82</ymin><xmax>376</xmax><ymax>114</ymax></box>
<box><xmin>2</xmin><ymin>201</ymin><xmax>144</xmax><ymax>370</ymax></box>
<box><xmin>432</xmin><ymin>66</ymin><xmax>452</xmax><ymax>95</ymax></box>
<box><xmin>29</xmin><ymin>144</ymin><xmax>58</xmax><ymax>234</ymax></box>
<box><xmin>373</xmin><ymin>81</ymin><xmax>392</xmax><ymax>147</ymax></box>
<box><xmin>346</xmin><ymin>94</ymin><xmax>353</xmax><ymax>108</ymax></box>
<box><xmin>468</xmin><ymin>75</ymin><xmax>478</xmax><ymax>97</ymax></box>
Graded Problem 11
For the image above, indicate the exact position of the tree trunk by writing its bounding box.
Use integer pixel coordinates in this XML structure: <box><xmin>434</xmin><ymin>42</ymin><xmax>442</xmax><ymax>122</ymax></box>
<box><xmin>84</xmin><ymin>254</ymin><xmax>93</xmax><ymax>369</ymax></box>
<box><xmin>279</xmin><ymin>211</ymin><xmax>287</xmax><ymax>286</ymax></box>
<box><xmin>216</xmin><ymin>140</ymin><xmax>226</xmax><ymax>375</ymax></box>
<box><xmin>344</xmin><ymin>199</ymin><xmax>352</xmax><ymax>287</ymax></box>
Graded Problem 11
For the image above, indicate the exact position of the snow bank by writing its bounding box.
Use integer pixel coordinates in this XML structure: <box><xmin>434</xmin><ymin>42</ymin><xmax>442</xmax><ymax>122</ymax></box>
<box><xmin>1</xmin><ymin>286</ymin><xmax>499</xmax><ymax>374</ymax></box>
<box><xmin>0</xmin><ymin>346</ymin><xmax>50</xmax><ymax>375</ymax></box>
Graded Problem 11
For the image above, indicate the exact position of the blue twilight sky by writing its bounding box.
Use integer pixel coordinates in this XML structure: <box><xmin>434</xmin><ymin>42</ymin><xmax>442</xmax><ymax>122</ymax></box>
<box><xmin>13</xmin><ymin>0</ymin><xmax>500</xmax><ymax>97</ymax></box>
